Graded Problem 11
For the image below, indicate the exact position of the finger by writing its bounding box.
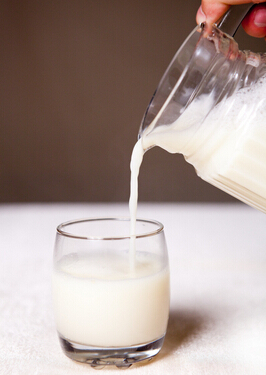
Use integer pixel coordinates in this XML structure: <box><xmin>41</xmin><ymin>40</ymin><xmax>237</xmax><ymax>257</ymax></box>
<box><xmin>241</xmin><ymin>4</ymin><xmax>266</xmax><ymax>37</ymax></box>
<box><xmin>196</xmin><ymin>2</ymin><xmax>230</xmax><ymax>25</ymax></box>
<box><xmin>196</xmin><ymin>0</ymin><xmax>258</xmax><ymax>25</ymax></box>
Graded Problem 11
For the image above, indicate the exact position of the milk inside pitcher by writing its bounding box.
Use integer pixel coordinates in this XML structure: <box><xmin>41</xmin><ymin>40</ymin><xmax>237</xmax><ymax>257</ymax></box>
<box><xmin>139</xmin><ymin>23</ymin><xmax>266</xmax><ymax>213</ymax></box>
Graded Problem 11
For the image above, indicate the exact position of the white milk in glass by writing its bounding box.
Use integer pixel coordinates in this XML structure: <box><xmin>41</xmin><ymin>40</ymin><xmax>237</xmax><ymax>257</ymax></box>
<box><xmin>53</xmin><ymin>150</ymin><xmax>169</xmax><ymax>348</ymax></box>
<box><xmin>52</xmin><ymin>251</ymin><xmax>169</xmax><ymax>347</ymax></box>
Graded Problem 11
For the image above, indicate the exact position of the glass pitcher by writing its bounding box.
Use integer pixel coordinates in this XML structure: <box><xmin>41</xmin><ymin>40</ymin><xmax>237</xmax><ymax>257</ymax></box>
<box><xmin>138</xmin><ymin>6</ymin><xmax>266</xmax><ymax>213</ymax></box>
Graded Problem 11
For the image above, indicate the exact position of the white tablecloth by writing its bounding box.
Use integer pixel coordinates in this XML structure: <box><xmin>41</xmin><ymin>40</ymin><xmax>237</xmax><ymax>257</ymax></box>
<box><xmin>1</xmin><ymin>203</ymin><xmax>266</xmax><ymax>375</ymax></box>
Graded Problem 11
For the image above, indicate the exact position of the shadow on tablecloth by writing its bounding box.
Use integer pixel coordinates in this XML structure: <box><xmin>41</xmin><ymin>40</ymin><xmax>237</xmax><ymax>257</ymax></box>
<box><xmin>158</xmin><ymin>309</ymin><xmax>207</xmax><ymax>360</ymax></box>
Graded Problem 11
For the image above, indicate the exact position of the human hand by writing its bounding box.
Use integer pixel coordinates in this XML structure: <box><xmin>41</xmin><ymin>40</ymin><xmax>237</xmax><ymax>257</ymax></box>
<box><xmin>196</xmin><ymin>1</ymin><xmax>266</xmax><ymax>38</ymax></box>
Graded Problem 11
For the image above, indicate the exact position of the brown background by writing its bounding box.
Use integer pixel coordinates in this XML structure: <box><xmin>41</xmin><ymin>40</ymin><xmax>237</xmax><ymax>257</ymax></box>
<box><xmin>1</xmin><ymin>0</ymin><xmax>265</xmax><ymax>203</ymax></box>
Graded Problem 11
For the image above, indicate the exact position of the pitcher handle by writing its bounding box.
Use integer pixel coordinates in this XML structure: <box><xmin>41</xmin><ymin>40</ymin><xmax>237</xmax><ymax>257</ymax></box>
<box><xmin>217</xmin><ymin>3</ymin><xmax>254</xmax><ymax>36</ymax></box>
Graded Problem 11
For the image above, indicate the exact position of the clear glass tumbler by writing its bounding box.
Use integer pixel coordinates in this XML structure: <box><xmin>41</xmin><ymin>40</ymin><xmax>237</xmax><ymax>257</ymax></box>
<box><xmin>52</xmin><ymin>217</ymin><xmax>170</xmax><ymax>368</ymax></box>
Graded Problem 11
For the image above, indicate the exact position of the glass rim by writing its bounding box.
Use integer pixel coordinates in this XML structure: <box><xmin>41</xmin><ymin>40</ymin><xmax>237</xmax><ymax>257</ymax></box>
<box><xmin>56</xmin><ymin>217</ymin><xmax>164</xmax><ymax>240</ymax></box>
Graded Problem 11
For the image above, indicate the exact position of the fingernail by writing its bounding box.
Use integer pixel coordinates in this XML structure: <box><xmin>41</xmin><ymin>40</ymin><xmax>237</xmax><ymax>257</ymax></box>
<box><xmin>254</xmin><ymin>9</ymin><xmax>266</xmax><ymax>27</ymax></box>
<box><xmin>196</xmin><ymin>6</ymin><xmax>206</xmax><ymax>24</ymax></box>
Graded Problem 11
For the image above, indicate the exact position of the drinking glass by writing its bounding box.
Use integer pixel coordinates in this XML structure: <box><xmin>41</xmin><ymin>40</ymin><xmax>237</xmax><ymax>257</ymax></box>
<box><xmin>52</xmin><ymin>217</ymin><xmax>170</xmax><ymax>368</ymax></box>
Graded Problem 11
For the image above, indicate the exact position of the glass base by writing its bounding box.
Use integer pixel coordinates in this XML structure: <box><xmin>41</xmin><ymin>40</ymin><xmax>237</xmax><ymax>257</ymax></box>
<box><xmin>58</xmin><ymin>333</ymin><xmax>165</xmax><ymax>368</ymax></box>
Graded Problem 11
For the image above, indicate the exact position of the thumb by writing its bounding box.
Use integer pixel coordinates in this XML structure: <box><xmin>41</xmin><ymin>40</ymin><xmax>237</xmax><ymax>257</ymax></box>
<box><xmin>196</xmin><ymin>1</ymin><xmax>230</xmax><ymax>25</ymax></box>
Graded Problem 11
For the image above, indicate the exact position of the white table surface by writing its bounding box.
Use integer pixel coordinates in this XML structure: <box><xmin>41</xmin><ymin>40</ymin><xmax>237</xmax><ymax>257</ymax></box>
<box><xmin>1</xmin><ymin>202</ymin><xmax>266</xmax><ymax>375</ymax></box>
